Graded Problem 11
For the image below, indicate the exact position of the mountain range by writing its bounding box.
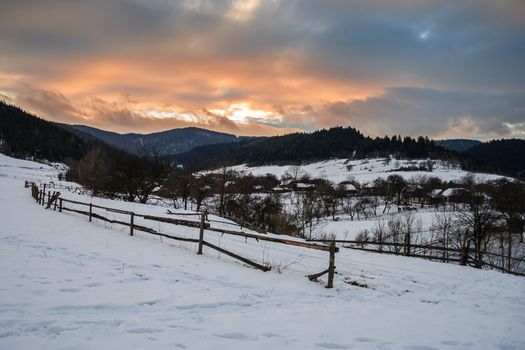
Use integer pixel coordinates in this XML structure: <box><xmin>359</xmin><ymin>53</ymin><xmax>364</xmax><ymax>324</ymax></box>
<box><xmin>435</xmin><ymin>139</ymin><xmax>482</xmax><ymax>153</ymax></box>
<box><xmin>1</xmin><ymin>101</ymin><xmax>524</xmax><ymax>179</ymax></box>
<box><xmin>72</xmin><ymin>124</ymin><xmax>244</xmax><ymax>156</ymax></box>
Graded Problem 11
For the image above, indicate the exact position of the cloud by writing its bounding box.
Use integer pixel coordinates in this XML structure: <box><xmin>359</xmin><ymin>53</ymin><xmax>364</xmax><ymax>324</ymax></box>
<box><xmin>2</xmin><ymin>83</ymin><xmax>87</xmax><ymax>125</ymax></box>
<box><xmin>0</xmin><ymin>0</ymin><xmax>524</xmax><ymax>139</ymax></box>
<box><xmin>312</xmin><ymin>87</ymin><xmax>525</xmax><ymax>140</ymax></box>
<box><xmin>1</xmin><ymin>80</ymin><xmax>296</xmax><ymax>136</ymax></box>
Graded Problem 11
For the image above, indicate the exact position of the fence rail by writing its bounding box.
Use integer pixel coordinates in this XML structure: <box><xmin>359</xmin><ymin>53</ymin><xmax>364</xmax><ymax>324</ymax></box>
<box><xmin>28</xmin><ymin>182</ymin><xmax>337</xmax><ymax>288</ymax></box>
<box><xmin>308</xmin><ymin>238</ymin><xmax>525</xmax><ymax>276</ymax></box>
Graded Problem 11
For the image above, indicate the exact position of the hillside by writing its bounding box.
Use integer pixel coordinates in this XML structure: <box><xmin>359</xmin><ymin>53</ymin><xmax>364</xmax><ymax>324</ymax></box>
<box><xmin>1</xmin><ymin>153</ymin><xmax>524</xmax><ymax>349</ymax></box>
<box><xmin>224</xmin><ymin>157</ymin><xmax>506</xmax><ymax>185</ymax></box>
<box><xmin>74</xmin><ymin>124</ymin><xmax>244</xmax><ymax>156</ymax></box>
<box><xmin>465</xmin><ymin>139</ymin><xmax>525</xmax><ymax>178</ymax></box>
<box><xmin>172</xmin><ymin>127</ymin><xmax>461</xmax><ymax>170</ymax></box>
<box><xmin>0</xmin><ymin>102</ymin><xmax>120</xmax><ymax>162</ymax></box>
<box><xmin>436</xmin><ymin>139</ymin><xmax>482</xmax><ymax>153</ymax></box>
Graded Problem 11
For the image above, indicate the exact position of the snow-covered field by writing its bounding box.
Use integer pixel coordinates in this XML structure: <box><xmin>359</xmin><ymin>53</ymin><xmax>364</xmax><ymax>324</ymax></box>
<box><xmin>226</xmin><ymin>158</ymin><xmax>506</xmax><ymax>184</ymax></box>
<box><xmin>1</xmin><ymin>154</ymin><xmax>525</xmax><ymax>349</ymax></box>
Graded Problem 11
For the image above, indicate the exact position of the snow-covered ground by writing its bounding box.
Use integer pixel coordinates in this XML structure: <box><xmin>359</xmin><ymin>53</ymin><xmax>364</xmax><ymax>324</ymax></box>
<box><xmin>226</xmin><ymin>158</ymin><xmax>506</xmax><ymax>184</ymax></box>
<box><xmin>313</xmin><ymin>210</ymin><xmax>438</xmax><ymax>241</ymax></box>
<box><xmin>1</xmin><ymin>154</ymin><xmax>525</xmax><ymax>349</ymax></box>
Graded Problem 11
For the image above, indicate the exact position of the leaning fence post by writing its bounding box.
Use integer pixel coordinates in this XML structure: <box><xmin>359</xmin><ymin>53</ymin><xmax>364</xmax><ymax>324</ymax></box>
<box><xmin>197</xmin><ymin>211</ymin><xmax>206</xmax><ymax>254</ymax></box>
<box><xmin>47</xmin><ymin>191</ymin><xmax>51</xmax><ymax>207</ymax></box>
<box><xmin>326</xmin><ymin>240</ymin><xmax>336</xmax><ymax>288</ymax></box>
<box><xmin>130</xmin><ymin>212</ymin><xmax>134</xmax><ymax>236</ymax></box>
<box><xmin>89</xmin><ymin>203</ymin><xmax>93</xmax><ymax>222</ymax></box>
<box><xmin>59</xmin><ymin>198</ymin><xmax>63</xmax><ymax>212</ymax></box>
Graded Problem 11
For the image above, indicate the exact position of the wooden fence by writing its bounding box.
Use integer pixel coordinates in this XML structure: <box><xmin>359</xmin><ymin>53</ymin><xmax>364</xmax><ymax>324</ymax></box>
<box><xmin>307</xmin><ymin>238</ymin><xmax>525</xmax><ymax>277</ymax></box>
<box><xmin>28</xmin><ymin>182</ymin><xmax>338</xmax><ymax>288</ymax></box>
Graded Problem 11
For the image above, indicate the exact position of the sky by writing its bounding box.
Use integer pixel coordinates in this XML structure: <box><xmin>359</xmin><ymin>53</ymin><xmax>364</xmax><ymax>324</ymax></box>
<box><xmin>1</xmin><ymin>0</ymin><xmax>524</xmax><ymax>139</ymax></box>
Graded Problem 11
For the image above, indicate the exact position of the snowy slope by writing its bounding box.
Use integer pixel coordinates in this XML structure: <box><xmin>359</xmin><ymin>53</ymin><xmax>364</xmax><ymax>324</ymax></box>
<box><xmin>1</xmin><ymin>154</ymin><xmax>525</xmax><ymax>349</ymax></box>
<box><xmin>226</xmin><ymin>158</ymin><xmax>506</xmax><ymax>184</ymax></box>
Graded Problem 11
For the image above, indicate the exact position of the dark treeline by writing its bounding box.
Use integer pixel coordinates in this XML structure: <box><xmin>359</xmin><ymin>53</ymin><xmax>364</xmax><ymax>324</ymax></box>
<box><xmin>66</xmin><ymin>150</ymin><xmax>169</xmax><ymax>204</ymax></box>
<box><xmin>465</xmin><ymin>139</ymin><xmax>525</xmax><ymax>178</ymax></box>
<box><xmin>171</xmin><ymin>126</ymin><xmax>487</xmax><ymax>172</ymax></box>
<box><xmin>0</xmin><ymin>101</ymin><xmax>169</xmax><ymax>203</ymax></box>
<box><xmin>0</xmin><ymin>102</ymin><xmax>118</xmax><ymax>162</ymax></box>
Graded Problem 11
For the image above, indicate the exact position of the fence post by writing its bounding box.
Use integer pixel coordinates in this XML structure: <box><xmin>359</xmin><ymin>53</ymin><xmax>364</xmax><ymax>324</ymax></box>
<box><xmin>460</xmin><ymin>242</ymin><xmax>469</xmax><ymax>266</ymax></box>
<box><xmin>47</xmin><ymin>191</ymin><xmax>51</xmax><ymax>207</ymax></box>
<box><xmin>197</xmin><ymin>211</ymin><xmax>206</xmax><ymax>255</ymax></box>
<box><xmin>59</xmin><ymin>198</ymin><xmax>63</xmax><ymax>212</ymax></box>
<box><xmin>130</xmin><ymin>212</ymin><xmax>134</xmax><ymax>236</ymax></box>
<box><xmin>507</xmin><ymin>231</ymin><xmax>512</xmax><ymax>273</ymax></box>
<box><xmin>326</xmin><ymin>240</ymin><xmax>336</xmax><ymax>288</ymax></box>
<box><xmin>405</xmin><ymin>233</ymin><xmax>411</xmax><ymax>256</ymax></box>
<box><xmin>89</xmin><ymin>203</ymin><xmax>93</xmax><ymax>222</ymax></box>
<box><xmin>42</xmin><ymin>184</ymin><xmax>46</xmax><ymax>206</ymax></box>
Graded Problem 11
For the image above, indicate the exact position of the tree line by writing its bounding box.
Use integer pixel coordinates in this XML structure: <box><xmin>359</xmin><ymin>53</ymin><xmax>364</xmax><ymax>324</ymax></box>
<box><xmin>171</xmin><ymin>126</ymin><xmax>478</xmax><ymax>171</ymax></box>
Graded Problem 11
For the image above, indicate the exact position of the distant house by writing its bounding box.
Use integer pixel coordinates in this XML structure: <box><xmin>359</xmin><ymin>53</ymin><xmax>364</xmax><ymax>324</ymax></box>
<box><xmin>364</xmin><ymin>182</ymin><xmax>376</xmax><ymax>189</ymax></box>
<box><xmin>280</xmin><ymin>179</ymin><xmax>293</xmax><ymax>187</ymax></box>
<box><xmin>271</xmin><ymin>186</ymin><xmax>290</xmax><ymax>193</ymax></box>
<box><xmin>338</xmin><ymin>181</ymin><xmax>357</xmax><ymax>193</ymax></box>
<box><xmin>441</xmin><ymin>188</ymin><xmax>469</xmax><ymax>202</ymax></box>
<box><xmin>253</xmin><ymin>185</ymin><xmax>264</xmax><ymax>192</ymax></box>
<box><xmin>361</xmin><ymin>182</ymin><xmax>376</xmax><ymax>194</ymax></box>
<box><xmin>295</xmin><ymin>182</ymin><xmax>315</xmax><ymax>191</ymax></box>
<box><xmin>430</xmin><ymin>189</ymin><xmax>443</xmax><ymax>198</ymax></box>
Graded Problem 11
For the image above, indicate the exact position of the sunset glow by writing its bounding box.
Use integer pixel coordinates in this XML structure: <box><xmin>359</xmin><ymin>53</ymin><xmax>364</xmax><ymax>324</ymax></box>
<box><xmin>1</xmin><ymin>0</ymin><xmax>524</xmax><ymax>139</ymax></box>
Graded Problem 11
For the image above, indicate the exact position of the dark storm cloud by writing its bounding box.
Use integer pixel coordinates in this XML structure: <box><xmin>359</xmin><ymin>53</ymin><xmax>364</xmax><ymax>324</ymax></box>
<box><xmin>314</xmin><ymin>87</ymin><xmax>525</xmax><ymax>139</ymax></box>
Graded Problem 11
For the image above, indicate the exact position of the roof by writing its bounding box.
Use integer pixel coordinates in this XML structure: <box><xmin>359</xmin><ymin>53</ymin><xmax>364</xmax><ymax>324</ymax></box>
<box><xmin>343</xmin><ymin>184</ymin><xmax>357</xmax><ymax>191</ymax></box>
<box><xmin>442</xmin><ymin>188</ymin><xmax>466</xmax><ymax>197</ymax></box>
<box><xmin>296</xmin><ymin>183</ymin><xmax>314</xmax><ymax>189</ymax></box>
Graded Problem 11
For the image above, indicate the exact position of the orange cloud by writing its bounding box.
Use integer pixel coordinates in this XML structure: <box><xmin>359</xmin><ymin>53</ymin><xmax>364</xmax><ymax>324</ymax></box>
<box><xmin>1</xmin><ymin>51</ymin><xmax>381</xmax><ymax>135</ymax></box>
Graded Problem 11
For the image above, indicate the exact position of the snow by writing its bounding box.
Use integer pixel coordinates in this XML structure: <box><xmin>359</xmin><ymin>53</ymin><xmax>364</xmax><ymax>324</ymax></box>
<box><xmin>317</xmin><ymin>210</ymin><xmax>438</xmax><ymax>241</ymax></box>
<box><xmin>431</xmin><ymin>189</ymin><xmax>443</xmax><ymax>198</ymax></box>
<box><xmin>296</xmin><ymin>183</ymin><xmax>314</xmax><ymax>189</ymax></box>
<box><xmin>342</xmin><ymin>183</ymin><xmax>357</xmax><ymax>191</ymax></box>
<box><xmin>1</xmin><ymin>153</ymin><xmax>525</xmax><ymax>349</ymax></box>
<box><xmin>224</xmin><ymin>158</ymin><xmax>507</xmax><ymax>184</ymax></box>
<box><xmin>441</xmin><ymin>188</ymin><xmax>465</xmax><ymax>197</ymax></box>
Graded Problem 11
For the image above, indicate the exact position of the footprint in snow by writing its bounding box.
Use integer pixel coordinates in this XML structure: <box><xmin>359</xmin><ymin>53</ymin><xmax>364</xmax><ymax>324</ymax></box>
<box><xmin>214</xmin><ymin>332</ymin><xmax>257</xmax><ymax>341</ymax></box>
<box><xmin>315</xmin><ymin>342</ymin><xmax>351</xmax><ymax>349</ymax></box>
<box><xmin>440</xmin><ymin>340</ymin><xmax>459</xmax><ymax>346</ymax></box>
<box><xmin>354</xmin><ymin>337</ymin><xmax>378</xmax><ymax>343</ymax></box>
<box><xmin>84</xmin><ymin>282</ymin><xmax>103</xmax><ymax>287</ymax></box>
<box><xmin>126</xmin><ymin>328</ymin><xmax>163</xmax><ymax>334</ymax></box>
<box><xmin>59</xmin><ymin>288</ymin><xmax>82</xmax><ymax>293</ymax></box>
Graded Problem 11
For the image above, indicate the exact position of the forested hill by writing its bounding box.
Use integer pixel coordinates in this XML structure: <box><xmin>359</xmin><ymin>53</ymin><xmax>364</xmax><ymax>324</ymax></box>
<box><xmin>0</xmin><ymin>102</ymin><xmax>119</xmax><ymax>162</ymax></box>
<box><xmin>171</xmin><ymin>127</ymin><xmax>464</xmax><ymax>170</ymax></box>
<box><xmin>73</xmin><ymin>124</ymin><xmax>242</xmax><ymax>156</ymax></box>
<box><xmin>465</xmin><ymin>139</ymin><xmax>525</xmax><ymax>179</ymax></box>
